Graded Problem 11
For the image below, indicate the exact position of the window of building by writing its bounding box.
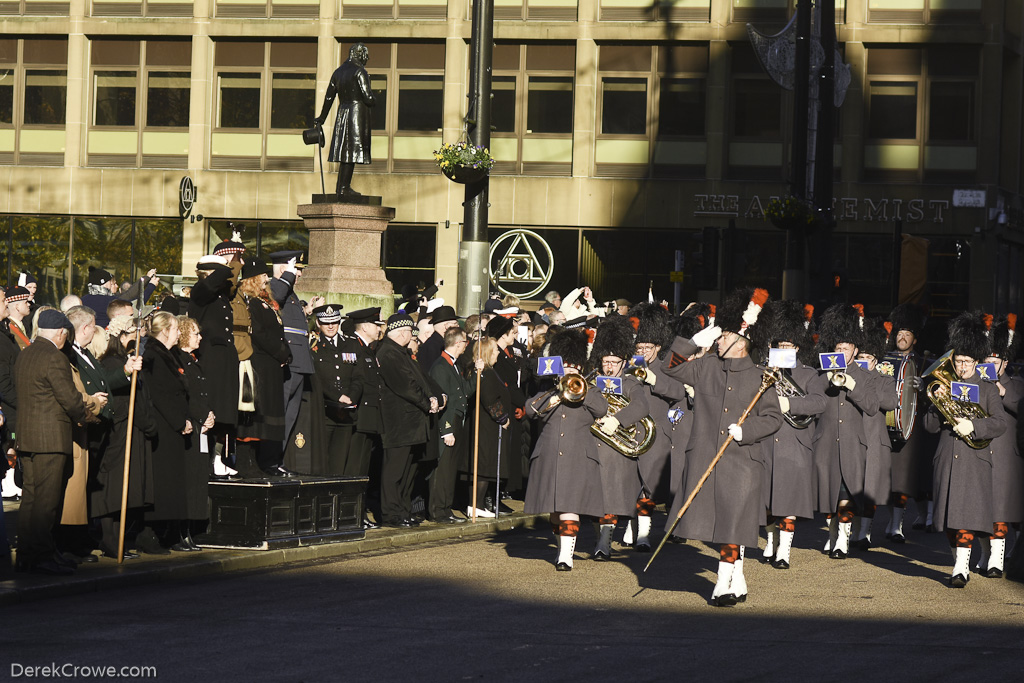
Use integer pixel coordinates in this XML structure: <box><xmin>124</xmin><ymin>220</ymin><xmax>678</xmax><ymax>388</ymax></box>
<box><xmin>489</xmin><ymin>43</ymin><xmax>575</xmax><ymax>176</ymax></box>
<box><xmin>341</xmin><ymin>0</ymin><xmax>446</xmax><ymax>20</ymax></box>
<box><xmin>1</xmin><ymin>215</ymin><xmax>182</xmax><ymax>306</ymax></box>
<box><xmin>382</xmin><ymin>223</ymin><xmax>437</xmax><ymax>296</ymax></box>
<box><xmin>728</xmin><ymin>42</ymin><xmax>784</xmax><ymax>180</ymax></box>
<box><xmin>865</xmin><ymin>45</ymin><xmax>979</xmax><ymax>182</ymax></box>
<box><xmin>207</xmin><ymin>220</ymin><xmax>307</xmax><ymax>261</ymax></box>
<box><xmin>212</xmin><ymin>40</ymin><xmax>317</xmax><ymax>171</ymax></box>
<box><xmin>1</xmin><ymin>1</ymin><xmax>71</xmax><ymax>16</ymax></box>
<box><xmin>866</xmin><ymin>0</ymin><xmax>982</xmax><ymax>25</ymax></box>
<box><xmin>358</xmin><ymin>42</ymin><xmax>446</xmax><ymax>174</ymax></box>
<box><xmin>211</xmin><ymin>0</ymin><xmax>319</xmax><ymax>19</ymax></box>
<box><xmin>595</xmin><ymin>44</ymin><xmax>708</xmax><ymax>179</ymax></box>
<box><xmin>87</xmin><ymin>39</ymin><xmax>192</xmax><ymax>169</ymax></box>
<box><xmin>92</xmin><ymin>1</ymin><xmax>194</xmax><ymax>18</ymax></box>
<box><xmin>0</xmin><ymin>37</ymin><xmax>68</xmax><ymax>166</ymax></box>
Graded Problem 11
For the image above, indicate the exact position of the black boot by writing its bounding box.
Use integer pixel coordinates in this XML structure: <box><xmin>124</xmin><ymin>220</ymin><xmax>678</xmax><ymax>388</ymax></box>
<box><xmin>184</xmin><ymin>521</ymin><xmax>202</xmax><ymax>551</ymax></box>
<box><xmin>169</xmin><ymin>521</ymin><xmax>194</xmax><ymax>552</ymax></box>
<box><xmin>136</xmin><ymin>526</ymin><xmax>171</xmax><ymax>555</ymax></box>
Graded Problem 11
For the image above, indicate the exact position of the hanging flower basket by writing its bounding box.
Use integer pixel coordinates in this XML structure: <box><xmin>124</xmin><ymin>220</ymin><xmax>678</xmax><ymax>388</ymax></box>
<box><xmin>434</xmin><ymin>142</ymin><xmax>494</xmax><ymax>184</ymax></box>
<box><xmin>764</xmin><ymin>195</ymin><xmax>817</xmax><ymax>231</ymax></box>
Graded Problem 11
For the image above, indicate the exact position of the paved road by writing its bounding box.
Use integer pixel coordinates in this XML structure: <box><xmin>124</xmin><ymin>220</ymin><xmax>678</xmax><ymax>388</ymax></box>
<box><xmin>5</xmin><ymin>518</ymin><xmax>1024</xmax><ymax>682</ymax></box>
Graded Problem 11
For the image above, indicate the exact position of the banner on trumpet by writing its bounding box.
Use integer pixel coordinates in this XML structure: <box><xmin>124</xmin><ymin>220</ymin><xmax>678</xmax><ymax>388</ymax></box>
<box><xmin>819</xmin><ymin>352</ymin><xmax>847</xmax><ymax>370</ymax></box>
<box><xmin>537</xmin><ymin>356</ymin><xmax>565</xmax><ymax>376</ymax></box>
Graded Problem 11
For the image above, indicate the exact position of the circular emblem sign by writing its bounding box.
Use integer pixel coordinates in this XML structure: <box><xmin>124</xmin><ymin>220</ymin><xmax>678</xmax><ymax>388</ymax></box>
<box><xmin>488</xmin><ymin>229</ymin><xmax>554</xmax><ymax>299</ymax></box>
<box><xmin>179</xmin><ymin>176</ymin><xmax>195</xmax><ymax>218</ymax></box>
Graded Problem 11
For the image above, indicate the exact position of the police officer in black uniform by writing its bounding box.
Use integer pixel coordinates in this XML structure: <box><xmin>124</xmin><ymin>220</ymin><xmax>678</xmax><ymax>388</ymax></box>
<box><xmin>311</xmin><ymin>304</ymin><xmax>361</xmax><ymax>475</ymax></box>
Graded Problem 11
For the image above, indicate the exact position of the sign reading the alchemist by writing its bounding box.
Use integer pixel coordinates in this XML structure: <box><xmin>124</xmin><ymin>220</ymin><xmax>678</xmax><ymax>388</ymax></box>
<box><xmin>693</xmin><ymin>194</ymin><xmax>962</xmax><ymax>224</ymax></box>
<box><xmin>489</xmin><ymin>229</ymin><xmax>554</xmax><ymax>299</ymax></box>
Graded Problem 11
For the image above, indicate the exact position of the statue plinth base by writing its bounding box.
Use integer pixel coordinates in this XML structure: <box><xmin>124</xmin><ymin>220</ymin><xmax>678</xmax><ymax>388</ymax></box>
<box><xmin>296</xmin><ymin>199</ymin><xmax>396</xmax><ymax>315</ymax></box>
<box><xmin>311</xmin><ymin>194</ymin><xmax>382</xmax><ymax>206</ymax></box>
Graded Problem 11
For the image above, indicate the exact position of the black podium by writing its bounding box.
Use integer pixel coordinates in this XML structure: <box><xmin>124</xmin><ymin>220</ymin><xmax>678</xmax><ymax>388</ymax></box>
<box><xmin>197</xmin><ymin>476</ymin><xmax>367</xmax><ymax>550</ymax></box>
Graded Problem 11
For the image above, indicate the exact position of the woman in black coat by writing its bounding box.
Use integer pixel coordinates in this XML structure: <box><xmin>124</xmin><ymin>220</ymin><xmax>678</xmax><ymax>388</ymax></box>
<box><xmin>235</xmin><ymin>266</ymin><xmax>291</xmax><ymax>476</ymax></box>
<box><xmin>465</xmin><ymin>337</ymin><xmax>511</xmax><ymax>517</ymax></box>
<box><xmin>142</xmin><ymin>311</ymin><xmax>196</xmax><ymax>551</ymax></box>
<box><xmin>91</xmin><ymin>314</ymin><xmax>157</xmax><ymax>558</ymax></box>
<box><xmin>176</xmin><ymin>316</ymin><xmax>215</xmax><ymax>547</ymax></box>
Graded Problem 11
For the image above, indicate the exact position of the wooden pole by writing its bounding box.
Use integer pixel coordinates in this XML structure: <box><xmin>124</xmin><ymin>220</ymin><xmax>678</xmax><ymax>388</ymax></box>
<box><xmin>470</xmin><ymin>319</ymin><xmax>483</xmax><ymax>522</ymax></box>
<box><xmin>644</xmin><ymin>370</ymin><xmax>778</xmax><ymax>572</ymax></box>
<box><xmin>116</xmin><ymin>279</ymin><xmax>145</xmax><ymax>564</ymax></box>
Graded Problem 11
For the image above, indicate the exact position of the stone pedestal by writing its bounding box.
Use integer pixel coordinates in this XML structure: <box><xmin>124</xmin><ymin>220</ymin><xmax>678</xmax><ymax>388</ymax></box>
<box><xmin>295</xmin><ymin>199</ymin><xmax>396</xmax><ymax>315</ymax></box>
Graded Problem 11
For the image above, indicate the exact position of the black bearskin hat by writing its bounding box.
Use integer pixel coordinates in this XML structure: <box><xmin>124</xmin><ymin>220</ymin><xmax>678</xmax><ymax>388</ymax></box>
<box><xmin>591</xmin><ymin>315</ymin><xmax>636</xmax><ymax>362</ymax></box>
<box><xmin>946</xmin><ymin>310</ymin><xmax>991</xmax><ymax>362</ymax></box>
<box><xmin>547</xmin><ymin>328</ymin><xmax>590</xmax><ymax>369</ymax></box>
<box><xmin>628</xmin><ymin>302</ymin><xmax>674</xmax><ymax>350</ymax></box>
<box><xmin>715</xmin><ymin>287</ymin><xmax>769</xmax><ymax>338</ymax></box>
<box><xmin>816</xmin><ymin>303</ymin><xmax>862</xmax><ymax>354</ymax></box>
<box><xmin>859</xmin><ymin>317</ymin><xmax>889</xmax><ymax>361</ymax></box>
<box><xmin>673</xmin><ymin>302</ymin><xmax>715</xmax><ymax>339</ymax></box>
<box><xmin>988</xmin><ymin>314</ymin><xmax>1019</xmax><ymax>361</ymax></box>
<box><xmin>887</xmin><ymin>302</ymin><xmax>925</xmax><ymax>351</ymax></box>
<box><xmin>751</xmin><ymin>300</ymin><xmax>816</xmax><ymax>366</ymax></box>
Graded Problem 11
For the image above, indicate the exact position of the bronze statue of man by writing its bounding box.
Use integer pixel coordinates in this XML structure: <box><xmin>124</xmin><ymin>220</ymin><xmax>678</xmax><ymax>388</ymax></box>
<box><xmin>315</xmin><ymin>43</ymin><xmax>376</xmax><ymax>197</ymax></box>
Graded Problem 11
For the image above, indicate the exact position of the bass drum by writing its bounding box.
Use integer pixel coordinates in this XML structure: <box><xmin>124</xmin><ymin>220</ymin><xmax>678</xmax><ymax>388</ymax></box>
<box><xmin>879</xmin><ymin>354</ymin><xmax>917</xmax><ymax>442</ymax></box>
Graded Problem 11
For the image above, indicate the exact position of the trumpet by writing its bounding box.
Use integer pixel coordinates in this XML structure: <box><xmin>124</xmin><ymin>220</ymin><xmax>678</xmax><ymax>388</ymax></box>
<box><xmin>829</xmin><ymin>370</ymin><xmax>850</xmax><ymax>387</ymax></box>
<box><xmin>530</xmin><ymin>370</ymin><xmax>595</xmax><ymax>416</ymax></box>
<box><xmin>923</xmin><ymin>350</ymin><xmax>991</xmax><ymax>449</ymax></box>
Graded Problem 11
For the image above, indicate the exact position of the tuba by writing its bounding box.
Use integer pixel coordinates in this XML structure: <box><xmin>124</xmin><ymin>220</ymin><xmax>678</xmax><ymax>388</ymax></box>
<box><xmin>590</xmin><ymin>379</ymin><xmax>657</xmax><ymax>459</ymax></box>
<box><xmin>923</xmin><ymin>350</ymin><xmax>990</xmax><ymax>449</ymax></box>
<box><xmin>774</xmin><ymin>367</ymin><xmax>814</xmax><ymax>429</ymax></box>
<box><xmin>530</xmin><ymin>370</ymin><xmax>594</xmax><ymax>416</ymax></box>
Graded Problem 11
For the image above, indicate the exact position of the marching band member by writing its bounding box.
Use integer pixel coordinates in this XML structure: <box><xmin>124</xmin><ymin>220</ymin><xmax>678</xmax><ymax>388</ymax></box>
<box><xmin>813</xmin><ymin>304</ymin><xmax>879</xmax><ymax>560</ymax></box>
<box><xmin>924</xmin><ymin>311</ymin><xmax>1007</xmax><ymax>587</ymax></box>
<box><xmin>524</xmin><ymin>329</ymin><xmax>608</xmax><ymax>571</ymax></box>
<box><xmin>851</xmin><ymin>317</ymin><xmax>897</xmax><ymax>550</ymax></box>
<box><xmin>755</xmin><ymin>300</ymin><xmax>826</xmax><ymax>569</ymax></box>
<box><xmin>975</xmin><ymin>314</ymin><xmax>1021</xmax><ymax>578</ymax></box>
<box><xmin>625</xmin><ymin>302</ymin><xmax>688</xmax><ymax>551</ymax></box>
<box><xmin>588</xmin><ymin>316</ymin><xmax>649</xmax><ymax>560</ymax></box>
<box><xmin>662</xmin><ymin>288</ymin><xmax>782</xmax><ymax>606</ymax></box>
<box><xmin>884</xmin><ymin>303</ymin><xmax>932</xmax><ymax>540</ymax></box>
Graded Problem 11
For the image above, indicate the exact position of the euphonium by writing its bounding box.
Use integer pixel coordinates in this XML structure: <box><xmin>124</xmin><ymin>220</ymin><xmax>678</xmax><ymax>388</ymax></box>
<box><xmin>923</xmin><ymin>350</ymin><xmax>990</xmax><ymax>449</ymax></box>
<box><xmin>589</xmin><ymin>379</ymin><xmax>657</xmax><ymax>458</ymax></box>
<box><xmin>775</xmin><ymin>367</ymin><xmax>813</xmax><ymax>429</ymax></box>
<box><xmin>530</xmin><ymin>370</ymin><xmax>593</xmax><ymax>416</ymax></box>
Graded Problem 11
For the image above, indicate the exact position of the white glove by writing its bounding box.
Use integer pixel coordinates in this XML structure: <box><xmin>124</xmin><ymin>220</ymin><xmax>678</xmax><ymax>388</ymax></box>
<box><xmin>230</xmin><ymin>228</ymin><xmax>243</xmax><ymax>243</ymax></box>
<box><xmin>643</xmin><ymin>368</ymin><xmax>657</xmax><ymax>386</ymax></box>
<box><xmin>285</xmin><ymin>256</ymin><xmax>298</xmax><ymax>274</ymax></box>
<box><xmin>691</xmin><ymin>325</ymin><xmax>722</xmax><ymax>349</ymax></box>
<box><xmin>843</xmin><ymin>374</ymin><xmax>856</xmax><ymax>391</ymax></box>
<box><xmin>728</xmin><ymin>423</ymin><xmax>743</xmax><ymax>443</ymax></box>
<box><xmin>598</xmin><ymin>416</ymin><xmax>620</xmax><ymax>436</ymax></box>
<box><xmin>684</xmin><ymin>384</ymin><xmax>695</xmax><ymax>399</ymax></box>
<box><xmin>778</xmin><ymin>396</ymin><xmax>790</xmax><ymax>414</ymax></box>
<box><xmin>954</xmin><ymin>419</ymin><xmax>974</xmax><ymax>437</ymax></box>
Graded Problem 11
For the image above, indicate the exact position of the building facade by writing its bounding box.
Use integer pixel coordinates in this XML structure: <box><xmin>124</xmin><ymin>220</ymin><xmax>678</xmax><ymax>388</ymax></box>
<box><xmin>1</xmin><ymin>0</ymin><xmax>1022</xmax><ymax>337</ymax></box>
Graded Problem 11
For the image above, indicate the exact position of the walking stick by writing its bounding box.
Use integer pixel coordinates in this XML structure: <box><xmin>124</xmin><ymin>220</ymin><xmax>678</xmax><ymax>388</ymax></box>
<box><xmin>470</xmin><ymin>301</ymin><xmax>483</xmax><ymax>522</ymax></box>
<box><xmin>494</xmin><ymin>416</ymin><xmax>502</xmax><ymax>518</ymax></box>
<box><xmin>644</xmin><ymin>368</ymin><xmax>779</xmax><ymax>572</ymax></box>
<box><xmin>117</xmin><ymin>278</ymin><xmax>146</xmax><ymax>564</ymax></box>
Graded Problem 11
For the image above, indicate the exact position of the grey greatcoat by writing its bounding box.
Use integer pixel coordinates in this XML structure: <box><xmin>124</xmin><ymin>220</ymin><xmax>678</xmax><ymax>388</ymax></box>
<box><xmin>991</xmin><ymin>374</ymin><xmax>1024</xmax><ymax>523</ymax></box>
<box><xmin>924</xmin><ymin>372</ymin><xmax>1007</xmax><ymax>533</ymax></box>
<box><xmin>862</xmin><ymin>370</ymin><xmax>897</xmax><ymax>509</ymax></box>
<box><xmin>888</xmin><ymin>351</ymin><xmax>934</xmax><ymax>497</ymax></box>
<box><xmin>640</xmin><ymin>355</ymin><xmax>690</xmax><ymax>504</ymax></box>
<box><xmin>524</xmin><ymin>380</ymin><xmax>608</xmax><ymax>517</ymax></box>
<box><xmin>761</xmin><ymin>365</ymin><xmax>827</xmax><ymax>519</ymax></box>
<box><xmin>662</xmin><ymin>338</ymin><xmax>783</xmax><ymax>548</ymax></box>
<box><xmin>317</xmin><ymin>60</ymin><xmax>375</xmax><ymax>164</ymax></box>
<box><xmin>591</xmin><ymin>375</ymin><xmax>649</xmax><ymax>516</ymax></box>
<box><xmin>812</xmin><ymin>363</ymin><xmax>879</xmax><ymax>513</ymax></box>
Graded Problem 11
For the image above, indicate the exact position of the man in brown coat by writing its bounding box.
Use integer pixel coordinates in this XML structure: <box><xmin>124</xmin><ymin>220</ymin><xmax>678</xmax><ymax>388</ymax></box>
<box><xmin>13</xmin><ymin>309</ymin><xmax>100</xmax><ymax>575</ymax></box>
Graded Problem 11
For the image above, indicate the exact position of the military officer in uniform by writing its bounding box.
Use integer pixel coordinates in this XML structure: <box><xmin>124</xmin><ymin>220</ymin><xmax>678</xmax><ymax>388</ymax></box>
<box><xmin>311</xmin><ymin>305</ymin><xmax>361</xmax><ymax>475</ymax></box>
<box><xmin>269</xmin><ymin>251</ymin><xmax>320</xmax><ymax>453</ymax></box>
<box><xmin>346</xmin><ymin>307</ymin><xmax>386</xmax><ymax>526</ymax></box>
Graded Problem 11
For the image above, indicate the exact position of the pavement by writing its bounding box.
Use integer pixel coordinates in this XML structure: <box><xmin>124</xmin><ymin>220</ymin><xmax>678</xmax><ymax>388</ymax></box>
<box><xmin>0</xmin><ymin>497</ymin><xmax>545</xmax><ymax>606</ymax></box>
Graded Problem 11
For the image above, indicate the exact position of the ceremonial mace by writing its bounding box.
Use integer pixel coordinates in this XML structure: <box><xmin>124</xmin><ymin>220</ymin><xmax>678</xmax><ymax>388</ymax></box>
<box><xmin>644</xmin><ymin>368</ymin><xmax>780</xmax><ymax>572</ymax></box>
<box><xmin>116</xmin><ymin>278</ymin><xmax>146</xmax><ymax>564</ymax></box>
